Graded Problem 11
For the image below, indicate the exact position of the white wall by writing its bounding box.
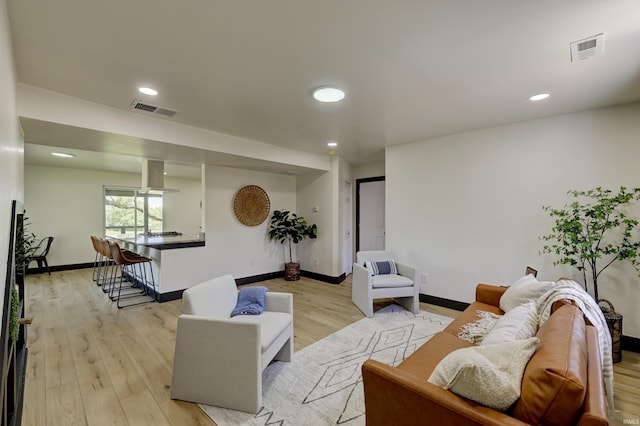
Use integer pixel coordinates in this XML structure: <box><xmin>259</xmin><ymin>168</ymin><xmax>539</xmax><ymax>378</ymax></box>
<box><xmin>24</xmin><ymin>165</ymin><xmax>201</xmax><ymax>266</ymax></box>
<box><xmin>386</xmin><ymin>102</ymin><xmax>640</xmax><ymax>338</ymax></box>
<box><xmin>204</xmin><ymin>165</ymin><xmax>297</xmax><ymax>278</ymax></box>
<box><xmin>0</xmin><ymin>0</ymin><xmax>24</xmax><ymax>319</ymax></box>
<box><xmin>161</xmin><ymin>175</ymin><xmax>202</xmax><ymax>236</ymax></box>
<box><xmin>296</xmin><ymin>163</ymin><xmax>339</xmax><ymax>276</ymax></box>
<box><xmin>353</xmin><ymin>161</ymin><xmax>384</xmax><ymax>181</ymax></box>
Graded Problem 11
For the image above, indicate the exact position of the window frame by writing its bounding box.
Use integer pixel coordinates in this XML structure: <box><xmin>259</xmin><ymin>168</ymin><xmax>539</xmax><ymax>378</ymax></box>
<box><xmin>103</xmin><ymin>186</ymin><xmax>163</xmax><ymax>238</ymax></box>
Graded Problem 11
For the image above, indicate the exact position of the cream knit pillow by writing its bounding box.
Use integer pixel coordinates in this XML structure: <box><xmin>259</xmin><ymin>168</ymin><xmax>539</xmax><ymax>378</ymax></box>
<box><xmin>428</xmin><ymin>337</ymin><xmax>539</xmax><ymax>411</ymax></box>
<box><xmin>480</xmin><ymin>301</ymin><xmax>538</xmax><ymax>346</ymax></box>
<box><xmin>500</xmin><ymin>274</ymin><xmax>554</xmax><ymax>312</ymax></box>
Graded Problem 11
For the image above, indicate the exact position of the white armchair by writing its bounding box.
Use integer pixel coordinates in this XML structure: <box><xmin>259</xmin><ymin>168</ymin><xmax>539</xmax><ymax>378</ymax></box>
<box><xmin>170</xmin><ymin>274</ymin><xmax>293</xmax><ymax>413</ymax></box>
<box><xmin>352</xmin><ymin>250</ymin><xmax>419</xmax><ymax>318</ymax></box>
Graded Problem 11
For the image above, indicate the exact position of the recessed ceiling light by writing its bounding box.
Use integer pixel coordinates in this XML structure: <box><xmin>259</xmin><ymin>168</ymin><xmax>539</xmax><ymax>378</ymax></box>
<box><xmin>138</xmin><ymin>87</ymin><xmax>158</xmax><ymax>96</ymax></box>
<box><xmin>327</xmin><ymin>141</ymin><xmax>338</xmax><ymax>147</ymax></box>
<box><xmin>51</xmin><ymin>152</ymin><xmax>76</xmax><ymax>158</ymax></box>
<box><xmin>312</xmin><ymin>86</ymin><xmax>345</xmax><ymax>103</ymax></box>
<box><xmin>528</xmin><ymin>93</ymin><xmax>550</xmax><ymax>101</ymax></box>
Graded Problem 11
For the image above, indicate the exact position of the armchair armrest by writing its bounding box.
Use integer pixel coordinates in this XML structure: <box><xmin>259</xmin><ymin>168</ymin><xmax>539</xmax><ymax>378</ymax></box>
<box><xmin>352</xmin><ymin>263</ymin><xmax>373</xmax><ymax>317</ymax></box>
<box><xmin>353</xmin><ymin>262</ymin><xmax>370</xmax><ymax>280</ymax></box>
<box><xmin>362</xmin><ymin>360</ymin><xmax>527</xmax><ymax>426</ymax></box>
<box><xmin>475</xmin><ymin>283</ymin><xmax>507</xmax><ymax>308</ymax></box>
<box><xmin>171</xmin><ymin>314</ymin><xmax>262</xmax><ymax>410</ymax></box>
<box><xmin>264</xmin><ymin>292</ymin><xmax>293</xmax><ymax>314</ymax></box>
<box><xmin>175</xmin><ymin>314</ymin><xmax>261</xmax><ymax>362</ymax></box>
<box><xmin>396</xmin><ymin>262</ymin><xmax>418</xmax><ymax>283</ymax></box>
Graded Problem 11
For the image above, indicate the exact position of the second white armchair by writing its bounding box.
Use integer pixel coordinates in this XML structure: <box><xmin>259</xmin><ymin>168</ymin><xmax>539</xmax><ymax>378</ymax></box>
<box><xmin>352</xmin><ymin>250</ymin><xmax>419</xmax><ymax>317</ymax></box>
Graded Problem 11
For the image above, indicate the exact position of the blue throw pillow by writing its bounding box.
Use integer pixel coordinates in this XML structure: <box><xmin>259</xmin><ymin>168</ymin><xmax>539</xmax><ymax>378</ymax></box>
<box><xmin>369</xmin><ymin>260</ymin><xmax>397</xmax><ymax>275</ymax></box>
<box><xmin>231</xmin><ymin>286</ymin><xmax>269</xmax><ymax>317</ymax></box>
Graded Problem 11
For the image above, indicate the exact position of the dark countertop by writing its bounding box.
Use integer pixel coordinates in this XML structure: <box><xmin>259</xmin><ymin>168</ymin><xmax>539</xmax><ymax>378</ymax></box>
<box><xmin>115</xmin><ymin>235</ymin><xmax>205</xmax><ymax>250</ymax></box>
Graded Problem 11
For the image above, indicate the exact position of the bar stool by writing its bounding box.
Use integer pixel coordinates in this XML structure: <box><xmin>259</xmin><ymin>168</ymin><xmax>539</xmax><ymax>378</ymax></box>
<box><xmin>90</xmin><ymin>235</ymin><xmax>105</xmax><ymax>284</ymax></box>
<box><xmin>98</xmin><ymin>238</ymin><xmax>118</xmax><ymax>294</ymax></box>
<box><xmin>108</xmin><ymin>241</ymin><xmax>156</xmax><ymax>308</ymax></box>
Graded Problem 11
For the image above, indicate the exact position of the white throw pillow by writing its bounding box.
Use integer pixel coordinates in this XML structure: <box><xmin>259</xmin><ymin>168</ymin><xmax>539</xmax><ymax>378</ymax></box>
<box><xmin>500</xmin><ymin>274</ymin><xmax>555</xmax><ymax>312</ymax></box>
<box><xmin>428</xmin><ymin>337</ymin><xmax>539</xmax><ymax>411</ymax></box>
<box><xmin>481</xmin><ymin>301</ymin><xmax>538</xmax><ymax>346</ymax></box>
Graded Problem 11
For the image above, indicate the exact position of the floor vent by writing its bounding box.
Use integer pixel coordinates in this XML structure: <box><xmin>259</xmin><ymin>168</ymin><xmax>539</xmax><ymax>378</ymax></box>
<box><xmin>570</xmin><ymin>33</ymin><xmax>604</xmax><ymax>62</ymax></box>
<box><xmin>131</xmin><ymin>100</ymin><xmax>179</xmax><ymax>117</ymax></box>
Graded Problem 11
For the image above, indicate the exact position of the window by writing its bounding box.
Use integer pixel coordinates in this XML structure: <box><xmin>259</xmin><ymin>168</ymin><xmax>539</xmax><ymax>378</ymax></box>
<box><xmin>104</xmin><ymin>187</ymin><xmax>163</xmax><ymax>238</ymax></box>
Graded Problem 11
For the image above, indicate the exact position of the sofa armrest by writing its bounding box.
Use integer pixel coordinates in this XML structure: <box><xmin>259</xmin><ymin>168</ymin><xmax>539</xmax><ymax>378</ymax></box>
<box><xmin>577</xmin><ymin>325</ymin><xmax>608</xmax><ymax>426</ymax></box>
<box><xmin>475</xmin><ymin>283</ymin><xmax>507</xmax><ymax>308</ymax></box>
<box><xmin>264</xmin><ymin>292</ymin><xmax>293</xmax><ymax>314</ymax></box>
<box><xmin>362</xmin><ymin>360</ymin><xmax>527</xmax><ymax>426</ymax></box>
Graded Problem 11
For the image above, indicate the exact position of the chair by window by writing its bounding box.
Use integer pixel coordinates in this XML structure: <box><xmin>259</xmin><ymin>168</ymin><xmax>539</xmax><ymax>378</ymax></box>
<box><xmin>28</xmin><ymin>236</ymin><xmax>54</xmax><ymax>275</ymax></box>
<box><xmin>352</xmin><ymin>250</ymin><xmax>419</xmax><ymax>317</ymax></box>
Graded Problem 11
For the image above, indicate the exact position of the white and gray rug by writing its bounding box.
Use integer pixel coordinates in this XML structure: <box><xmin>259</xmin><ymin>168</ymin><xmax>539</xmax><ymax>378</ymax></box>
<box><xmin>200</xmin><ymin>304</ymin><xmax>452</xmax><ymax>426</ymax></box>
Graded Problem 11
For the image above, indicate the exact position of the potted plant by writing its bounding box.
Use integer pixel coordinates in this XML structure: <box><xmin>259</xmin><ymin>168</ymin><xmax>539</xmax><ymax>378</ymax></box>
<box><xmin>540</xmin><ymin>186</ymin><xmax>640</xmax><ymax>302</ymax></box>
<box><xmin>268</xmin><ymin>209</ymin><xmax>318</xmax><ymax>281</ymax></box>
<box><xmin>540</xmin><ymin>187</ymin><xmax>640</xmax><ymax>363</ymax></box>
<box><xmin>15</xmin><ymin>213</ymin><xmax>36</xmax><ymax>285</ymax></box>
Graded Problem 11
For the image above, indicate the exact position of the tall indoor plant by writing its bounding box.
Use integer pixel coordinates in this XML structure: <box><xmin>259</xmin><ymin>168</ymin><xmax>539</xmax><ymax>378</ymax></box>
<box><xmin>540</xmin><ymin>186</ymin><xmax>640</xmax><ymax>301</ymax></box>
<box><xmin>268</xmin><ymin>209</ymin><xmax>318</xmax><ymax>281</ymax></box>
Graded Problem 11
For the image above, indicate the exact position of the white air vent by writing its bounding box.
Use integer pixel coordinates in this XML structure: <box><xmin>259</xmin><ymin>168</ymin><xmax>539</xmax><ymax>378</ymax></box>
<box><xmin>131</xmin><ymin>100</ymin><xmax>179</xmax><ymax>117</ymax></box>
<box><xmin>570</xmin><ymin>33</ymin><xmax>604</xmax><ymax>62</ymax></box>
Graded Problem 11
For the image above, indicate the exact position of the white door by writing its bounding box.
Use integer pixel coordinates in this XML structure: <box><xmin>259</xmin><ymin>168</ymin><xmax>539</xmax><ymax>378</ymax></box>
<box><xmin>359</xmin><ymin>179</ymin><xmax>385</xmax><ymax>251</ymax></box>
<box><xmin>343</xmin><ymin>181</ymin><xmax>353</xmax><ymax>275</ymax></box>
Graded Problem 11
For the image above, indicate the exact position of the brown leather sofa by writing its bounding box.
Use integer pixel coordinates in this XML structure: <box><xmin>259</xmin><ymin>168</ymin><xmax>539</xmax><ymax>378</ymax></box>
<box><xmin>362</xmin><ymin>283</ymin><xmax>608</xmax><ymax>426</ymax></box>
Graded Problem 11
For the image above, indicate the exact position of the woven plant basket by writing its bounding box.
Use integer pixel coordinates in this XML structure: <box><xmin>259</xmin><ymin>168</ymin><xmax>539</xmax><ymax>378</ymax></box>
<box><xmin>598</xmin><ymin>299</ymin><xmax>622</xmax><ymax>363</ymax></box>
<box><xmin>284</xmin><ymin>262</ymin><xmax>300</xmax><ymax>281</ymax></box>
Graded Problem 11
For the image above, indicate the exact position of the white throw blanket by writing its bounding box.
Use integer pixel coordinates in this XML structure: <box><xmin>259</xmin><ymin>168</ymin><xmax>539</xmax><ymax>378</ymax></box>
<box><xmin>535</xmin><ymin>280</ymin><xmax>614</xmax><ymax>417</ymax></box>
<box><xmin>457</xmin><ymin>310</ymin><xmax>501</xmax><ymax>343</ymax></box>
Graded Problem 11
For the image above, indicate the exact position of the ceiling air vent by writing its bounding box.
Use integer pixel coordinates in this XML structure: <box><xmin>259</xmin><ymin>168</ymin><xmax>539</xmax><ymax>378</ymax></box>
<box><xmin>131</xmin><ymin>100</ymin><xmax>179</xmax><ymax>117</ymax></box>
<box><xmin>570</xmin><ymin>33</ymin><xmax>604</xmax><ymax>62</ymax></box>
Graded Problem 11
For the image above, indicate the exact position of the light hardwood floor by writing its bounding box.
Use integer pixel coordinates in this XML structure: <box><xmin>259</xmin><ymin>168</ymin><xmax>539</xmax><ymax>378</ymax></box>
<box><xmin>22</xmin><ymin>269</ymin><xmax>640</xmax><ymax>425</ymax></box>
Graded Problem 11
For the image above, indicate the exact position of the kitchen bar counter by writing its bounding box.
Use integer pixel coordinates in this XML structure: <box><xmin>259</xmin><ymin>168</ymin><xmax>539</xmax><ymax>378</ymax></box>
<box><xmin>111</xmin><ymin>234</ymin><xmax>207</xmax><ymax>300</ymax></box>
<box><xmin>124</xmin><ymin>234</ymin><xmax>205</xmax><ymax>250</ymax></box>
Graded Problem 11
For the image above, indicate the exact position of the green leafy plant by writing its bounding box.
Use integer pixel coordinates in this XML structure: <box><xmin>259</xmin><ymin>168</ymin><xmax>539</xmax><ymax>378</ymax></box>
<box><xmin>9</xmin><ymin>286</ymin><xmax>19</xmax><ymax>341</ymax></box>
<box><xmin>540</xmin><ymin>186</ymin><xmax>640</xmax><ymax>301</ymax></box>
<box><xmin>268</xmin><ymin>209</ymin><xmax>318</xmax><ymax>264</ymax></box>
<box><xmin>16</xmin><ymin>214</ymin><xmax>37</xmax><ymax>273</ymax></box>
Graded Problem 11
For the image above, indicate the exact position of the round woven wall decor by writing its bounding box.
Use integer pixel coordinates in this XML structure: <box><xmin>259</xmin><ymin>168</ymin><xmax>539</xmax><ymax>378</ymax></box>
<box><xmin>233</xmin><ymin>185</ymin><xmax>270</xmax><ymax>226</ymax></box>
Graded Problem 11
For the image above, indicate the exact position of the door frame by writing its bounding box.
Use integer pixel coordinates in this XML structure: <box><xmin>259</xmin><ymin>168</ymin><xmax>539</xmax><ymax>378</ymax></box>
<box><xmin>355</xmin><ymin>176</ymin><xmax>385</xmax><ymax>253</ymax></box>
<box><xmin>343</xmin><ymin>180</ymin><xmax>353</xmax><ymax>275</ymax></box>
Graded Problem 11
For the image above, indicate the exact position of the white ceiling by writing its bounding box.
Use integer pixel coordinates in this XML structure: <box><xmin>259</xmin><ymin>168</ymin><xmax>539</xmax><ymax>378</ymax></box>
<box><xmin>8</xmin><ymin>1</ymin><xmax>640</xmax><ymax>174</ymax></box>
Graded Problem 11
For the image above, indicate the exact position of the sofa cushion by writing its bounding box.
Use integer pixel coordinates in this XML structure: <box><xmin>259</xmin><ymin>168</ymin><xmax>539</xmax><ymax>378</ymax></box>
<box><xmin>428</xmin><ymin>337</ymin><xmax>539</xmax><ymax>411</ymax></box>
<box><xmin>512</xmin><ymin>304</ymin><xmax>588</xmax><ymax>425</ymax></box>
<box><xmin>500</xmin><ymin>274</ymin><xmax>554</xmax><ymax>312</ymax></box>
<box><xmin>480</xmin><ymin>300</ymin><xmax>538</xmax><ymax>345</ymax></box>
<box><xmin>398</xmin><ymin>332</ymin><xmax>474</xmax><ymax>378</ymax></box>
<box><xmin>371</xmin><ymin>274</ymin><xmax>413</xmax><ymax>288</ymax></box>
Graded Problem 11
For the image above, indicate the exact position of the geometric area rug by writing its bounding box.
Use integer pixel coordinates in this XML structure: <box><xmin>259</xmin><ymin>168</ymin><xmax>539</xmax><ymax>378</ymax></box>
<box><xmin>200</xmin><ymin>304</ymin><xmax>453</xmax><ymax>426</ymax></box>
